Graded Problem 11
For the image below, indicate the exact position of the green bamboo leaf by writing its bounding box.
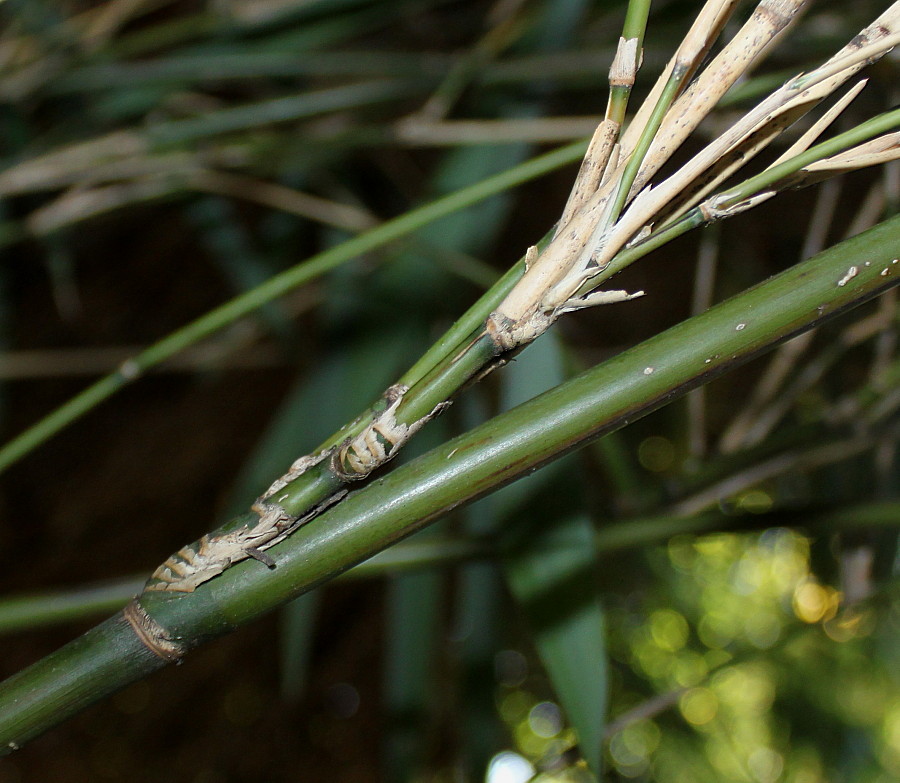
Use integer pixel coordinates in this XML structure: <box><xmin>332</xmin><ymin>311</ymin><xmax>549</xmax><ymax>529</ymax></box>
<box><xmin>383</xmin><ymin>566</ymin><xmax>445</xmax><ymax>781</ymax></box>
<box><xmin>0</xmin><ymin>215</ymin><xmax>896</xmax><ymax>751</ymax></box>
<box><xmin>492</xmin><ymin>333</ymin><xmax>608</xmax><ymax>775</ymax></box>
<box><xmin>502</xmin><ymin>511</ymin><xmax>607</xmax><ymax>779</ymax></box>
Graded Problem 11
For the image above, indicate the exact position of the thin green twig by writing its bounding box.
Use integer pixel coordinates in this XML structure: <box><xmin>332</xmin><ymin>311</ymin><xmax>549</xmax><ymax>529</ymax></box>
<box><xmin>0</xmin><ymin>140</ymin><xmax>588</xmax><ymax>474</ymax></box>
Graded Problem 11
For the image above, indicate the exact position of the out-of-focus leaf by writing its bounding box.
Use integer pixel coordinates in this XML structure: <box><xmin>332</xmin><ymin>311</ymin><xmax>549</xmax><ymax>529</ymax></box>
<box><xmin>454</xmin><ymin>556</ymin><xmax>505</xmax><ymax>776</ymax></box>
<box><xmin>495</xmin><ymin>333</ymin><xmax>608</xmax><ymax>777</ymax></box>
<box><xmin>383</xmin><ymin>565</ymin><xmax>444</xmax><ymax>782</ymax></box>
<box><xmin>277</xmin><ymin>590</ymin><xmax>320</xmax><ymax>703</ymax></box>
<box><xmin>378</xmin><ymin>138</ymin><xmax>532</xmax><ymax>317</ymax></box>
<box><xmin>188</xmin><ymin>196</ymin><xmax>293</xmax><ymax>341</ymax></box>
<box><xmin>502</xmin><ymin>511</ymin><xmax>607</xmax><ymax>779</ymax></box>
<box><xmin>226</xmin><ymin>324</ymin><xmax>421</xmax><ymax>699</ymax></box>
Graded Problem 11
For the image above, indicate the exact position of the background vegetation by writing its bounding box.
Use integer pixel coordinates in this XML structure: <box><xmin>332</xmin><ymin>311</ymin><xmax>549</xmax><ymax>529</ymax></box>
<box><xmin>0</xmin><ymin>1</ymin><xmax>897</xmax><ymax>781</ymax></box>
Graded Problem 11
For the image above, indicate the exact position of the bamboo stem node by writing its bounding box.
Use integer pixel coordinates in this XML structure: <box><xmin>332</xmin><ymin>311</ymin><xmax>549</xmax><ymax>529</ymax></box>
<box><xmin>334</xmin><ymin>383</ymin><xmax>452</xmax><ymax>480</ymax></box>
<box><xmin>145</xmin><ymin>490</ymin><xmax>348</xmax><ymax>593</ymax></box>
<box><xmin>123</xmin><ymin>600</ymin><xmax>183</xmax><ymax>662</ymax></box>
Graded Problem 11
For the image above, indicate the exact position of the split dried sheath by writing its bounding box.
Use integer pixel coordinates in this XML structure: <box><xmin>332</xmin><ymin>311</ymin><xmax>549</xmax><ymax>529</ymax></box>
<box><xmin>145</xmin><ymin>306</ymin><xmax>505</xmax><ymax>593</ymax></box>
<box><xmin>483</xmin><ymin>0</ymin><xmax>806</xmax><ymax>346</ymax></box>
<box><xmin>494</xmin><ymin>0</ymin><xmax>898</xmax><ymax>325</ymax></box>
<box><xmin>2</xmin><ymin>215</ymin><xmax>896</xmax><ymax>753</ymax></box>
<box><xmin>143</xmin><ymin>0</ymin><xmax>900</xmax><ymax>594</ymax></box>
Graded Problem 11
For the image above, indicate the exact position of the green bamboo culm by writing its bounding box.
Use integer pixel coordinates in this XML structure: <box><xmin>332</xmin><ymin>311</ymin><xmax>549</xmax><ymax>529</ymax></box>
<box><xmin>4</xmin><ymin>497</ymin><xmax>900</xmax><ymax>636</ymax></box>
<box><xmin>0</xmin><ymin>140</ymin><xmax>588</xmax><ymax>475</ymax></box>
<box><xmin>0</xmin><ymin>215</ymin><xmax>897</xmax><ymax>753</ymax></box>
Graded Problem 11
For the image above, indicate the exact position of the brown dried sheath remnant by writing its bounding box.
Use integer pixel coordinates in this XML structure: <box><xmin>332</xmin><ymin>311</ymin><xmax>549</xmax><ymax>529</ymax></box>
<box><xmin>123</xmin><ymin>600</ymin><xmax>184</xmax><ymax>662</ymax></box>
<box><xmin>333</xmin><ymin>384</ymin><xmax>451</xmax><ymax>481</ymax></box>
<box><xmin>145</xmin><ymin>384</ymin><xmax>451</xmax><ymax>592</ymax></box>
<box><xmin>145</xmin><ymin>490</ymin><xmax>347</xmax><ymax>593</ymax></box>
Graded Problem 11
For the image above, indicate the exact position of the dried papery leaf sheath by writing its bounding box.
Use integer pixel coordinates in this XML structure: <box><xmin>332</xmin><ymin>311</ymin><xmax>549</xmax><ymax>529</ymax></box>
<box><xmin>333</xmin><ymin>384</ymin><xmax>451</xmax><ymax>480</ymax></box>
<box><xmin>2</xmin><ymin>216</ymin><xmax>896</xmax><ymax>753</ymax></box>
<box><xmin>142</xmin><ymin>0</ymin><xmax>899</xmax><ymax>597</ymax></box>
<box><xmin>485</xmin><ymin>0</ymin><xmax>899</xmax><ymax>344</ymax></box>
<box><xmin>146</xmin><ymin>384</ymin><xmax>451</xmax><ymax>592</ymax></box>
<box><xmin>122</xmin><ymin>600</ymin><xmax>183</xmax><ymax>661</ymax></box>
<box><xmin>481</xmin><ymin>0</ymin><xmax>817</xmax><ymax>349</ymax></box>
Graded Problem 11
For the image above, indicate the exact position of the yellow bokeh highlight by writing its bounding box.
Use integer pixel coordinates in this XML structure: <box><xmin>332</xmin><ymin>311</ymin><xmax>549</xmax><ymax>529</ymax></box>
<box><xmin>638</xmin><ymin>436</ymin><xmax>676</xmax><ymax>472</ymax></box>
<box><xmin>698</xmin><ymin>611</ymin><xmax>739</xmax><ymax>649</ymax></box>
<box><xmin>667</xmin><ymin>535</ymin><xmax>697</xmax><ymax>572</ymax></box>
<box><xmin>881</xmin><ymin>704</ymin><xmax>900</xmax><ymax>775</ymax></box>
<box><xmin>747</xmin><ymin>746</ymin><xmax>784</xmax><ymax>783</ymax></box>
<box><xmin>712</xmin><ymin>664</ymin><xmax>775</xmax><ymax>714</ymax></box>
<box><xmin>743</xmin><ymin>610</ymin><xmax>782</xmax><ymax>649</ymax></box>
<box><xmin>823</xmin><ymin>607</ymin><xmax>876</xmax><ymax>642</ymax></box>
<box><xmin>883</xmin><ymin>704</ymin><xmax>900</xmax><ymax>749</ymax></box>
<box><xmin>499</xmin><ymin>690</ymin><xmax>534</xmax><ymax>723</ymax></box>
<box><xmin>672</xmin><ymin>650</ymin><xmax>709</xmax><ymax>688</ymax></box>
<box><xmin>793</xmin><ymin>581</ymin><xmax>840</xmax><ymax>624</ymax></box>
<box><xmin>679</xmin><ymin>687</ymin><xmax>718</xmax><ymax>726</ymax></box>
<box><xmin>632</xmin><ymin>635</ymin><xmax>672</xmax><ymax>679</ymax></box>
<box><xmin>609</xmin><ymin>720</ymin><xmax>660</xmax><ymax>777</ymax></box>
<box><xmin>736</xmin><ymin>489</ymin><xmax>774</xmax><ymax>514</ymax></box>
<box><xmin>693</xmin><ymin>534</ymin><xmax>741</xmax><ymax>560</ymax></box>
<box><xmin>649</xmin><ymin>609</ymin><xmax>689</xmax><ymax>652</ymax></box>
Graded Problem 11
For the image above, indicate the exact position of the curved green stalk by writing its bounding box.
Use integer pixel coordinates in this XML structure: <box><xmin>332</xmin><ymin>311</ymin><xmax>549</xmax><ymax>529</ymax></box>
<box><xmin>3</xmin><ymin>494</ymin><xmax>899</xmax><ymax>636</ymax></box>
<box><xmin>0</xmin><ymin>214</ymin><xmax>896</xmax><ymax>752</ymax></box>
<box><xmin>604</xmin><ymin>0</ymin><xmax>652</xmax><ymax>127</ymax></box>
<box><xmin>0</xmin><ymin>139</ymin><xmax>588</xmax><ymax>475</ymax></box>
<box><xmin>714</xmin><ymin>105</ymin><xmax>900</xmax><ymax>209</ymax></box>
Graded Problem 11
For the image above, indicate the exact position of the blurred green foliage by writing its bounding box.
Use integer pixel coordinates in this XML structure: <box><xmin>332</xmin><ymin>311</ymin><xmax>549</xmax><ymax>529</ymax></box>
<box><xmin>0</xmin><ymin>0</ymin><xmax>897</xmax><ymax>781</ymax></box>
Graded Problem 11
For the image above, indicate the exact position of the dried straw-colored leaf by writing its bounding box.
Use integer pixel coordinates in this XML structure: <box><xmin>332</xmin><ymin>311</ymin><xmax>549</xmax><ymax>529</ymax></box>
<box><xmin>660</xmin><ymin>79</ymin><xmax>869</xmax><ymax>227</ymax></box>
<box><xmin>625</xmin><ymin>0</ymin><xmax>810</xmax><ymax>196</ymax></box>
<box><xmin>798</xmin><ymin>132</ymin><xmax>900</xmax><ymax>177</ymax></box>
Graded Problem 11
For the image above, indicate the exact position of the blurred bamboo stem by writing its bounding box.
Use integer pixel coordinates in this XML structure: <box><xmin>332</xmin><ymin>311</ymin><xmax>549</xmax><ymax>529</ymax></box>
<box><xmin>100</xmin><ymin>1</ymin><xmax>900</xmax><ymax>594</ymax></box>
<box><xmin>0</xmin><ymin>214</ymin><xmax>897</xmax><ymax>750</ymax></box>
<box><xmin>0</xmin><ymin>139</ymin><xmax>589</xmax><ymax>474</ymax></box>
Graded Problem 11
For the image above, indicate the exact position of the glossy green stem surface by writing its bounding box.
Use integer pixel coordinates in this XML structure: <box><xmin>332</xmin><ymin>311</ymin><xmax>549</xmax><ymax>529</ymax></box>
<box><xmin>0</xmin><ymin>215</ymin><xmax>897</xmax><ymax>753</ymax></box>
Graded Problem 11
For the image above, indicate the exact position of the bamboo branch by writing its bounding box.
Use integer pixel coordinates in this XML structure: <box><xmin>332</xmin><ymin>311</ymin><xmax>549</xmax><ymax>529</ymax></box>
<box><xmin>0</xmin><ymin>140</ymin><xmax>588</xmax><ymax>473</ymax></box>
<box><xmin>0</xmin><ymin>214</ymin><xmax>896</xmax><ymax>752</ymax></box>
<box><xmin>112</xmin><ymin>1</ymin><xmax>900</xmax><ymax>595</ymax></box>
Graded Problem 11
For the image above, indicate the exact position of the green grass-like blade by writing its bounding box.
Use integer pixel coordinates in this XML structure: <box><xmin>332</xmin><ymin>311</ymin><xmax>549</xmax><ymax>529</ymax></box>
<box><xmin>0</xmin><ymin>215</ymin><xmax>896</xmax><ymax>751</ymax></box>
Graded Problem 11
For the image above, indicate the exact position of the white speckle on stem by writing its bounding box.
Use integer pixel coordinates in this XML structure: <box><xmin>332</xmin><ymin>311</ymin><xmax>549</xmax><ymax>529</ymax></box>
<box><xmin>735</xmin><ymin>323</ymin><xmax>746</xmax><ymax>331</ymax></box>
<box><xmin>643</xmin><ymin>367</ymin><xmax>654</xmax><ymax>375</ymax></box>
<box><xmin>446</xmin><ymin>448</ymin><xmax>458</xmax><ymax>459</ymax></box>
<box><xmin>118</xmin><ymin>359</ymin><xmax>141</xmax><ymax>380</ymax></box>
<box><xmin>882</xmin><ymin>268</ymin><xmax>891</xmax><ymax>277</ymax></box>
<box><xmin>837</xmin><ymin>266</ymin><xmax>859</xmax><ymax>287</ymax></box>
